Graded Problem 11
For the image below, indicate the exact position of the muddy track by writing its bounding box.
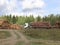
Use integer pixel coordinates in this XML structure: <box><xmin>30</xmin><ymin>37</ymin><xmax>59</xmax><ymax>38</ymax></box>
<box><xmin>0</xmin><ymin>30</ymin><xmax>30</xmax><ymax>45</ymax></box>
<box><xmin>0</xmin><ymin>30</ymin><xmax>60</xmax><ymax>45</ymax></box>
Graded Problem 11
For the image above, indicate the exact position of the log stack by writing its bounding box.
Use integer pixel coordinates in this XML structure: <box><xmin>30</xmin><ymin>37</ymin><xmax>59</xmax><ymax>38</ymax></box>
<box><xmin>30</xmin><ymin>22</ymin><xmax>51</xmax><ymax>29</ymax></box>
<box><xmin>0</xmin><ymin>20</ymin><xmax>22</xmax><ymax>30</ymax></box>
<box><xmin>55</xmin><ymin>22</ymin><xmax>60</xmax><ymax>28</ymax></box>
<box><xmin>9</xmin><ymin>24</ymin><xmax>22</xmax><ymax>30</ymax></box>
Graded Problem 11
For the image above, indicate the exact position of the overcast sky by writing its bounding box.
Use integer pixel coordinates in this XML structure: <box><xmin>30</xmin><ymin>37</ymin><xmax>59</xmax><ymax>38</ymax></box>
<box><xmin>0</xmin><ymin>0</ymin><xmax>60</xmax><ymax>17</ymax></box>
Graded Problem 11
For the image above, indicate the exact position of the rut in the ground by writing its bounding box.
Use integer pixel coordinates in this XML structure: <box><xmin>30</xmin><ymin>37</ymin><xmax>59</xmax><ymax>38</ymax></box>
<box><xmin>0</xmin><ymin>30</ymin><xmax>30</xmax><ymax>45</ymax></box>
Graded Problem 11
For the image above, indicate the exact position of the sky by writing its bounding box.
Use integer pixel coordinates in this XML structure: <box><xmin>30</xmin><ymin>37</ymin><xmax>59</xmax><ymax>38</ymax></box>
<box><xmin>0</xmin><ymin>0</ymin><xmax>60</xmax><ymax>17</ymax></box>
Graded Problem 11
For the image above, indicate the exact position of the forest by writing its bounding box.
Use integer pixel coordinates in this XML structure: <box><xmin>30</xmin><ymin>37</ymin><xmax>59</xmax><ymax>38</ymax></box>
<box><xmin>0</xmin><ymin>14</ymin><xmax>60</xmax><ymax>26</ymax></box>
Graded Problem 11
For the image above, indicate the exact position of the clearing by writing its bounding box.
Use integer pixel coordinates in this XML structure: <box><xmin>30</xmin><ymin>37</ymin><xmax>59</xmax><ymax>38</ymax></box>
<box><xmin>0</xmin><ymin>29</ymin><xmax>60</xmax><ymax>45</ymax></box>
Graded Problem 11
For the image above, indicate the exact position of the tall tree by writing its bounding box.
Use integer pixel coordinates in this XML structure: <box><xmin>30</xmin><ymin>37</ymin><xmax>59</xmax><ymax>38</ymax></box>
<box><xmin>12</xmin><ymin>15</ymin><xmax>18</xmax><ymax>24</ymax></box>
<box><xmin>36</xmin><ymin>16</ymin><xmax>41</xmax><ymax>22</ymax></box>
<box><xmin>3</xmin><ymin>15</ymin><xmax>12</xmax><ymax>23</ymax></box>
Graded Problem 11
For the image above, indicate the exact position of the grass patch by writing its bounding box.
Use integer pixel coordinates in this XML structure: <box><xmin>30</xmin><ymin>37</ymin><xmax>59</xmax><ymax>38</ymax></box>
<box><xmin>22</xmin><ymin>29</ymin><xmax>60</xmax><ymax>41</ymax></box>
<box><xmin>15</xmin><ymin>41</ymin><xmax>25</xmax><ymax>45</ymax></box>
<box><xmin>0</xmin><ymin>31</ymin><xmax>11</xmax><ymax>39</ymax></box>
<box><xmin>30</xmin><ymin>42</ymin><xmax>47</xmax><ymax>45</ymax></box>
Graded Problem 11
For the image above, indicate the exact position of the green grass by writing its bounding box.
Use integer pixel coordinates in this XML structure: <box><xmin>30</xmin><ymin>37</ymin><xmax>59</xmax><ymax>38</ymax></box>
<box><xmin>22</xmin><ymin>29</ymin><xmax>60</xmax><ymax>41</ymax></box>
<box><xmin>15</xmin><ymin>41</ymin><xmax>25</xmax><ymax>45</ymax></box>
<box><xmin>0</xmin><ymin>31</ymin><xmax>11</xmax><ymax>39</ymax></box>
<box><xmin>30</xmin><ymin>42</ymin><xmax>47</xmax><ymax>45</ymax></box>
<box><xmin>30</xmin><ymin>41</ymin><xmax>60</xmax><ymax>45</ymax></box>
<box><xmin>15</xmin><ymin>41</ymin><xmax>43</xmax><ymax>45</ymax></box>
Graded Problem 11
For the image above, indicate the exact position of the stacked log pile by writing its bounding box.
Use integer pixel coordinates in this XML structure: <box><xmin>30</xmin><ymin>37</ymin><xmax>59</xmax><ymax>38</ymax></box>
<box><xmin>0</xmin><ymin>20</ymin><xmax>60</xmax><ymax>29</ymax></box>
<box><xmin>0</xmin><ymin>20</ymin><xmax>22</xmax><ymax>30</ymax></box>
<box><xmin>10</xmin><ymin>24</ymin><xmax>22</xmax><ymax>30</ymax></box>
<box><xmin>30</xmin><ymin>22</ymin><xmax>51</xmax><ymax>29</ymax></box>
<box><xmin>55</xmin><ymin>22</ymin><xmax>60</xmax><ymax>28</ymax></box>
<box><xmin>0</xmin><ymin>20</ymin><xmax>10</xmax><ymax>29</ymax></box>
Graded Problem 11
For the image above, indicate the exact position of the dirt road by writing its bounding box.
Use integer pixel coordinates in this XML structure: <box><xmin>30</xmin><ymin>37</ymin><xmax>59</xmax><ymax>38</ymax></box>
<box><xmin>0</xmin><ymin>30</ymin><xmax>29</xmax><ymax>45</ymax></box>
<box><xmin>0</xmin><ymin>30</ymin><xmax>60</xmax><ymax>45</ymax></box>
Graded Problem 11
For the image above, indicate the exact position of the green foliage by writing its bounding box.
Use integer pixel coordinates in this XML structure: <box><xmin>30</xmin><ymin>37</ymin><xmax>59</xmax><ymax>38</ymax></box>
<box><xmin>25</xmin><ymin>15</ymin><xmax>35</xmax><ymax>23</ymax></box>
<box><xmin>43</xmin><ymin>16</ymin><xmax>49</xmax><ymax>22</ymax></box>
<box><xmin>0</xmin><ymin>14</ymin><xmax>60</xmax><ymax>25</ymax></box>
<box><xmin>17</xmin><ymin>16</ymin><xmax>26</xmax><ymax>25</ymax></box>
<box><xmin>1</xmin><ymin>15</ymin><xmax>12</xmax><ymax>23</ymax></box>
<box><xmin>36</xmin><ymin>16</ymin><xmax>41</xmax><ymax>21</ymax></box>
<box><xmin>42</xmin><ymin>14</ymin><xmax>60</xmax><ymax>25</ymax></box>
<box><xmin>12</xmin><ymin>15</ymin><xmax>16</xmax><ymax>24</ymax></box>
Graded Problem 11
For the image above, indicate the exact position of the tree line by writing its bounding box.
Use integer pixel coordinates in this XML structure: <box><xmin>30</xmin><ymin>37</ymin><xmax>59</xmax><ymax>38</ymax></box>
<box><xmin>0</xmin><ymin>14</ymin><xmax>60</xmax><ymax>25</ymax></box>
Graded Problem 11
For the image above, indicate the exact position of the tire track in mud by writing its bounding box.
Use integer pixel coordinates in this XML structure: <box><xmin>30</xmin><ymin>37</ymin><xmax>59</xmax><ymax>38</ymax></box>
<box><xmin>0</xmin><ymin>30</ymin><xmax>30</xmax><ymax>45</ymax></box>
